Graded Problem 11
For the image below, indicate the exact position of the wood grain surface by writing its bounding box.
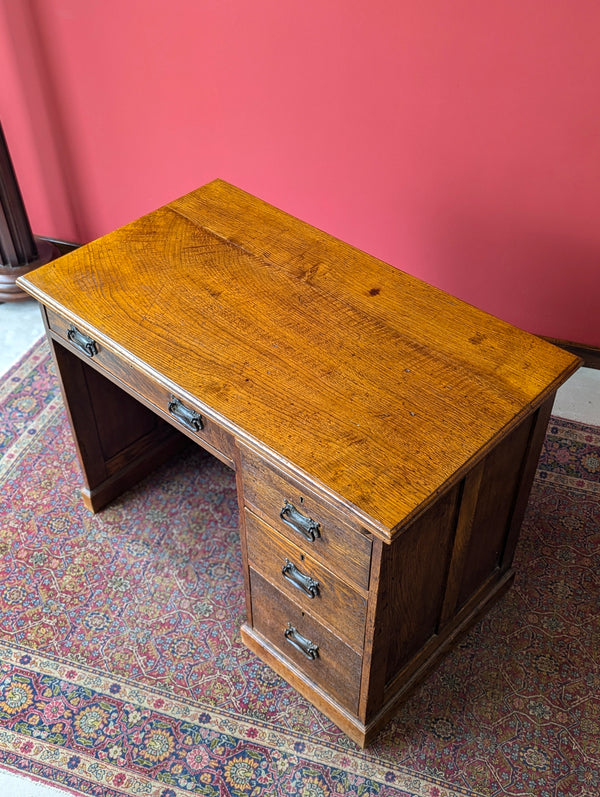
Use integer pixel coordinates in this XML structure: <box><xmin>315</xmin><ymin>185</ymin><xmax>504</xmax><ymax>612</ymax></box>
<box><xmin>19</xmin><ymin>180</ymin><xmax>580</xmax><ymax>539</ymax></box>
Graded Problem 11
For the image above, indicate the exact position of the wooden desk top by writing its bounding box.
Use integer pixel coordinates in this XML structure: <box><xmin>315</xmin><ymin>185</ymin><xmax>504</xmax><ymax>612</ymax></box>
<box><xmin>19</xmin><ymin>180</ymin><xmax>580</xmax><ymax>541</ymax></box>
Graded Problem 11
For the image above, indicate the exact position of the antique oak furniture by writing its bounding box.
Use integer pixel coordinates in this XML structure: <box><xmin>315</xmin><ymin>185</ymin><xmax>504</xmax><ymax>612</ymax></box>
<box><xmin>18</xmin><ymin>180</ymin><xmax>580</xmax><ymax>746</ymax></box>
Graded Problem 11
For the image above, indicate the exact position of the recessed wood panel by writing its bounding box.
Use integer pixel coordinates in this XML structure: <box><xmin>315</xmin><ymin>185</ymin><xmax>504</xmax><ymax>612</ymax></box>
<box><xmin>457</xmin><ymin>415</ymin><xmax>534</xmax><ymax>608</ymax></box>
<box><xmin>381</xmin><ymin>484</ymin><xmax>460</xmax><ymax>684</ymax></box>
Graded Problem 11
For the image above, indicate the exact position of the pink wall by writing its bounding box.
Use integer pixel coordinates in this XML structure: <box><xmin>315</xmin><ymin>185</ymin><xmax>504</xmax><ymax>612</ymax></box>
<box><xmin>2</xmin><ymin>0</ymin><xmax>599</xmax><ymax>345</ymax></box>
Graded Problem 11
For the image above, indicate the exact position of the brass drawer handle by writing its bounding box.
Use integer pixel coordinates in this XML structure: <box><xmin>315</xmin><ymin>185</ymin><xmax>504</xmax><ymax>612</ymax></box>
<box><xmin>168</xmin><ymin>396</ymin><xmax>204</xmax><ymax>432</ymax></box>
<box><xmin>67</xmin><ymin>326</ymin><xmax>98</xmax><ymax>358</ymax></box>
<box><xmin>282</xmin><ymin>559</ymin><xmax>319</xmax><ymax>598</ymax></box>
<box><xmin>280</xmin><ymin>500</ymin><xmax>320</xmax><ymax>542</ymax></box>
<box><xmin>284</xmin><ymin>623</ymin><xmax>319</xmax><ymax>660</ymax></box>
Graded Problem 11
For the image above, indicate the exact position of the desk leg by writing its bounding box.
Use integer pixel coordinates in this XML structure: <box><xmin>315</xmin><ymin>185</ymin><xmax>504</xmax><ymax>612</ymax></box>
<box><xmin>50</xmin><ymin>337</ymin><xmax>185</xmax><ymax>512</ymax></box>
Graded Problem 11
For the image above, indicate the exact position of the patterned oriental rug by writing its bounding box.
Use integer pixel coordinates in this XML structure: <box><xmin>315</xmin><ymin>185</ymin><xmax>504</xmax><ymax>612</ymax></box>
<box><xmin>0</xmin><ymin>340</ymin><xmax>599</xmax><ymax>797</ymax></box>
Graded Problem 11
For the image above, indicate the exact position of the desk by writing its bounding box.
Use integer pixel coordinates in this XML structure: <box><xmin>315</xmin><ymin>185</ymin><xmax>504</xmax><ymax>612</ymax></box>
<box><xmin>18</xmin><ymin>180</ymin><xmax>580</xmax><ymax>746</ymax></box>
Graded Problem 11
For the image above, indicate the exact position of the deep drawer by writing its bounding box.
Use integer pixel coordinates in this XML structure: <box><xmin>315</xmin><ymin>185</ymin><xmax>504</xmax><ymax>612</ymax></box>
<box><xmin>245</xmin><ymin>510</ymin><xmax>367</xmax><ymax>652</ymax></box>
<box><xmin>46</xmin><ymin>307</ymin><xmax>237</xmax><ymax>463</ymax></box>
<box><xmin>240</xmin><ymin>446</ymin><xmax>372</xmax><ymax>591</ymax></box>
<box><xmin>249</xmin><ymin>569</ymin><xmax>362</xmax><ymax>714</ymax></box>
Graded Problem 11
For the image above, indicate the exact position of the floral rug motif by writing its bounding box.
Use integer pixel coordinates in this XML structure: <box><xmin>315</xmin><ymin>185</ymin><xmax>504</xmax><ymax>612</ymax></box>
<box><xmin>0</xmin><ymin>339</ymin><xmax>599</xmax><ymax>797</ymax></box>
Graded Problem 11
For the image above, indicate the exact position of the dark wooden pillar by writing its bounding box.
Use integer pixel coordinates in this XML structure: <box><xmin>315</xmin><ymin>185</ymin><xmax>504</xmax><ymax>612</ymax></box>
<box><xmin>0</xmin><ymin>121</ymin><xmax>57</xmax><ymax>302</ymax></box>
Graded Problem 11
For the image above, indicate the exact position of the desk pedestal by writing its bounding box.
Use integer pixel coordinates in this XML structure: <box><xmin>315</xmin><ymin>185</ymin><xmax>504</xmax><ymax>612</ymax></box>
<box><xmin>47</xmin><ymin>323</ymin><xmax>552</xmax><ymax>746</ymax></box>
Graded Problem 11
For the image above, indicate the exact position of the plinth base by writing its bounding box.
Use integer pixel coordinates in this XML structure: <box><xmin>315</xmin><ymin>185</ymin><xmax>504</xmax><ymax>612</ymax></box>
<box><xmin>0</xmin><ymin>238</ymin><xmax>59</xmax><ymax>302</ymax></box>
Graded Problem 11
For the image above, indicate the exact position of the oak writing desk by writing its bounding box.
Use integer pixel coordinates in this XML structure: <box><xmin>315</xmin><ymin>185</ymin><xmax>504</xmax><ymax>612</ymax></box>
<box><xmin>18</xmin><ymin>180</ymin><xmax>580</xmax><ymax>746</ymax></box>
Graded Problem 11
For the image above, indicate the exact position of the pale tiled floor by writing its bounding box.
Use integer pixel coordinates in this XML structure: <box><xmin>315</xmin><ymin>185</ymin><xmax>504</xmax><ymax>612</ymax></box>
<box><xmin>0</xmin><ymin>299</ymin><xmax>599</xmax><ymax>796</ymax></box>
<box><xmin>0</xmin><ymin>299</ymin><xmax>46</xmax><ymax>376</ymax></box>
<box><xmin>0</xmin><ymin>771</ymin><xmax>71</xmax><ymax>797</ymax></box>
<box><xmin>554</xmin><ymin>365</ymin><xmax>600</xmax><ymax>425</ymax></box>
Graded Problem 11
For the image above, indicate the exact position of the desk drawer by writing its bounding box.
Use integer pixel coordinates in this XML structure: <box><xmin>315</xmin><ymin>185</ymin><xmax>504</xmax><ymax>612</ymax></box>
<box><xmin>245</xmin><ymin>510</ymin><xmax>367</xmax><ymax>652</ymax></box>
<box><xmin>240</xmin><ymin>447</ymin><xmax>372</xmax><ymax>591</ymax></box>
<box><xmin>46</xmin><ymin>307</ymin><xmax>236</xmax><ymax>463</ymax></box>
<box><xmin>250</xmin><ymin>569</ymin><xmax>362</xmax><ymax>714</ymax></box>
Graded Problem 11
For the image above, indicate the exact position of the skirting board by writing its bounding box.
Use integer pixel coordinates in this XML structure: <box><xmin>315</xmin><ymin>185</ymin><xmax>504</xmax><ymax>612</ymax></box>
<box><xmin>38</xmin><ymin>236</ymin><xmax>81</xmax><ymax>257</ymax></box>
<box><xmin>542</xmin><ymin>337</ymin><xmax>600</xmax><ymax>371</ymax></box>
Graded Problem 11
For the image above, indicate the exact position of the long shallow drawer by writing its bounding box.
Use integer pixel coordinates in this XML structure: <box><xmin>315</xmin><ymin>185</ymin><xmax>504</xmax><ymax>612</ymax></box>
<box><xmin>245</xmin><ymin>510</ymin><xmax>367</xmax><ymax>652</ymax></box>
<box><xmin>241</xmin><ymin>446</ymin><xmax>372</xmax><ymax>591</ymax></box>
<box><xmin>46</xmin><ymin>307</ymin><xmax>237</xmax><ymax>463</ymax></box>
<box><xmin>250</xmin><ymin>569</ymin><xmax>362</xmax><ymax>714</ymax></box>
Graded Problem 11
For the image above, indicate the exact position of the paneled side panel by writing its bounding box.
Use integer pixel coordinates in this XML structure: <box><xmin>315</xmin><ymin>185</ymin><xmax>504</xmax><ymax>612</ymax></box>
<box><xmin>82</xmin><ymin>364</ymin><xmax>161</xmax><ymax>467</ymax></box>
<box><xmin>456</xmin><ymin>414</ymin><xmax>534</xmax><ymax>608</ymax></box>
<box><xmin>50</xmin><ymin>338</ymin><xmax>185</xmax><ymax>512</ymax></box>
<box><xmin>382</xmin><ymin>485</ymin><xmax>460</xmax><ymax>686</ymax></box>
